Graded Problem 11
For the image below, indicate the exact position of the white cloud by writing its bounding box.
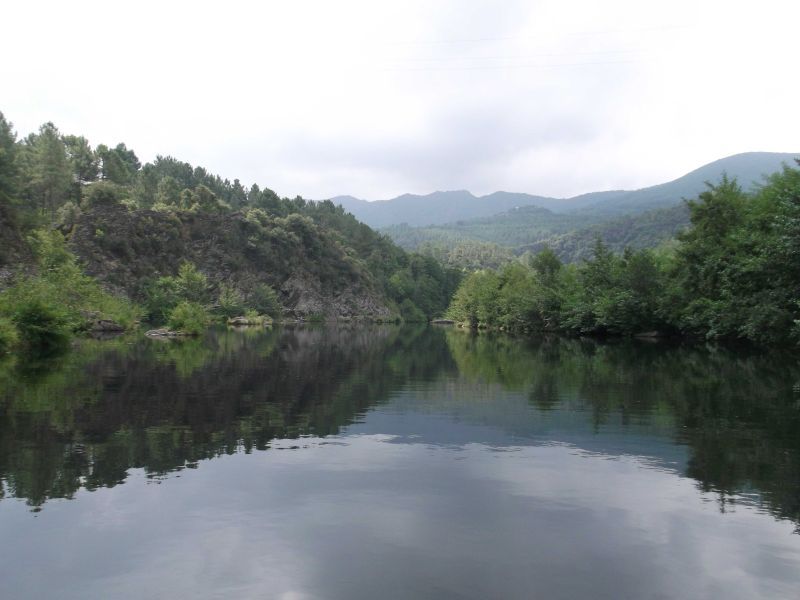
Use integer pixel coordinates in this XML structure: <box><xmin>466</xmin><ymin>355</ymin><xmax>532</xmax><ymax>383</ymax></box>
<box><xmin>2</xmin><ymin>0</ymin><xmax>798</xmax><ymax>199</ymax></box>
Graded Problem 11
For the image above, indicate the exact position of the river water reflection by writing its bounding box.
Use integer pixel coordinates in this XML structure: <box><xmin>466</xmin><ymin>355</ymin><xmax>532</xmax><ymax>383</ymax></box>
<box><xmin>0</xmin><ymin>325</ymin><xmax>798</xmax><ymax>598</ymax></box>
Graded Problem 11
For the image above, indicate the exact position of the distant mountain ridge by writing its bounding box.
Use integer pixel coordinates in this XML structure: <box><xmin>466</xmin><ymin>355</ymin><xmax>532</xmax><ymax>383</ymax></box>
<box><xmin>328</xmin><ymin>152</ymin><xmax>798</xmax><ymax>229</ymax></box>
<box><xmin>329</xmin><ymin>190</ymin><xmax>558</xmax><ymax>229</ymax></box>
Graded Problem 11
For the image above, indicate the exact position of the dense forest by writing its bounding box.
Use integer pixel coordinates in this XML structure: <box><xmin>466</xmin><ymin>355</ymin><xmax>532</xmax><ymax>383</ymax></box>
<box><xmin>0</xmin><ymin>111</ymin><xmax>460</xmax><ymax>352</ymax></box>
<box><xmin>447</xmin><ymin>169</ymin><xmax>800</xmax><ymax>346</ymax></box>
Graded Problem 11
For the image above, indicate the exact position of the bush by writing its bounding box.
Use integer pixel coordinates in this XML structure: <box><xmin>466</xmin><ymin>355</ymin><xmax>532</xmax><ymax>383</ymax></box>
<box><xmin>176</xmin><ymin>262</ymin><xmax>209</xmax><ymax>304</ymax></box>
<box><xmin>216</xmin><ymin>285</ymin><xmax>245</xmax><ymax>319</ymax></box>
<box><xmin>167</xmin><ymin>301</ymin><xmax>210</xmax><ymax>335</ymax></box>
<box><xmin>2</xmin><ymin>230</ymin><xmax>141</xmax><ymax>343</ymax></box>
<box><xmin>249</xmin><ymin>283</ymin><xmax>282</xmax><ymax>318</ymax></box>
<box><xmin>8</xmin><ymin>298</ymin><xmax>71</xmax><ymax>350</ymax></box>
<box><xmin>143</xmin><ymin>276</ymin><xmax>181</xmax><ymax>322</ymax></box>
<box><xmin>399</xmin><ymin>299</ymin><xmax>426</xmax><ymax>323</ymax></box>
<box><xmin>0</xmin><ymin>317</ymin><xmax>19</xmax><ymax>354</ymax></box>
<box><xmin>82</xmin><ymin>181</ymin><xmax>126</xmax><ymax>208</ymax></box>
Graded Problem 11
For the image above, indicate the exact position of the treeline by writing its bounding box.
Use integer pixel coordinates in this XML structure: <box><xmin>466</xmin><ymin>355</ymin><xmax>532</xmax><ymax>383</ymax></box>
<box><xmin>447</xmin><ymin>168</ymin><xmax>800</xmax><ymax>345</ymax></box>
<box><xmin>523</xmin><ymin>204</ymin><xmax>690</xmax><ymax>263</ymax></box>
<box><xmin>0</xmin><ymin>110</ymin><xmax>461</xmax><ymax>352</ymax></box>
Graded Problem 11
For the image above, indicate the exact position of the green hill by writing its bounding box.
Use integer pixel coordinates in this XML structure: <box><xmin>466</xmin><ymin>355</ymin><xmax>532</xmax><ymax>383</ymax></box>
<box><xmin>0</xmin><ymin>110</ymin><xmax>461</xmax><ymax>335</ymax></box>
<box><xmin>371</xmin><ymin>152</ymin><xmax>798</xmax><ymax>259</ymax></box>
<box><xmin>522</xmin><ymin>204</ymin><xmax>690</xmax><ymax>263</ymax></box>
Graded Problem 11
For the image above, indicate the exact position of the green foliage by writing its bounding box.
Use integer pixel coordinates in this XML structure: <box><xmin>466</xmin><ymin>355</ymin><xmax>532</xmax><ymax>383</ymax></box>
<box><xmin>19</xmin><ymin>122</ymin><xmax>72</xmax><ymax>219</ymax></box>
<box><xmin>0</xmin><ymin>229</ymin><xmax>141</xmax><ymax>349</ymax></box>
<box><xmin>0</xmin><ymin>316</ymin><xmax>19</xmax><ymax>354</ymax></box>
<box><xmin>4</xmin><ymin>296</ymin><xmax>71</xmax><ymax>351</ymax></box>
<box><xmin>97</xmin><ymin>143</ymin><xmax>140</xmax><ymax>185</ymax></box>
<box><xmin>216</xmin><ymin>284</ymin><xmax>245</xmax><ymax>319</ymax></box>
<box><xmin>63</xmin><ymin>135</ymin><xmax>99</xmax><ymax>200</ymax></box>
<box><xmin>383</xmin><ymin>206</ymin><xmax>594</xmax><ymax>253</ymax></box>
<box><xmin>55</xmin><ymin>201</ymin><xmax>82</xmax><ymax>231</ymax></box>
<box><xmin>143</xmin><ymin>276</ymin><xmax>182</xmax><ymax>323</ymax></box>
<box><xmin>399</xmin><ymin>299</ymin><xmax>426</xmax><ymax>322</ymax></box>
<box><xmin>527</xmin><ymin>204</ymin><xmax>691</xmax><ymax>263</ymax></box>
<box><xmin>446</xmin><ymin>165</ymin><xmax>800</xmax><ymax>345</ymax></box>
<box><xmin>176</xmin><ymin>262</ymin><xmax>210</xmax><ymax>304</ymax></box>
<box><xmin>0</xmin><ymin>111</ymin><xmax>18</xmax><ymax>205</ymax></box>
<box><xmin>142</xmin><ymin>262</ymin><xmax>210</xmax><ymax>323</ymax></box>
<box><xmin>249</xmin><ymin>283</ymin><xmax>282</xmax><ymax>318</ymax></box>
<box><xmin>167</xmin><ymin>301</ymin><xmax>210</xmax><ymax>335</ymax></box>
<box><xmin>82</xmin><ymin>181</ymin><xmax>126</xmax><ymax>209</ymax></box>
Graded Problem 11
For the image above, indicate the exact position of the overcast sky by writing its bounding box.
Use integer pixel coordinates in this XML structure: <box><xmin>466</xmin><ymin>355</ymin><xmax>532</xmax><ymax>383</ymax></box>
<box><xmin>2</xmin><ymin>0</ymin><xmax>798</xmax><ymax>200</ymax></box>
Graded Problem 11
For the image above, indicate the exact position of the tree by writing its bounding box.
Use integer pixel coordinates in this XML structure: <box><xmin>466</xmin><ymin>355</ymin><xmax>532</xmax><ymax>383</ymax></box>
<box><xmin>529</xmin><ymin>246</ymin><xmax>562</xmax><ymax>286</ymax></box>
<box><xmin>155</xmin><ymin>176</ymin><xmax>181</xmax><ymax>208</ymax></box>
<box><xmin>24</xmin><ymin>123</ymin><xmax>72</xmax><ymax>218</ymax></box>
<box><xmin>97</xmin><ymin>143</ymin><xmax>140</xmax><ymax>184</ymax></box>
<box><xmin>0</xmin><ymin>111</ymin><xmax>18</xmax><ymax>205</ymax></box>
<box><xmin>63</xmin><ymin>135</ymin><xmax>99</xmax><ymax>186</ymax></box>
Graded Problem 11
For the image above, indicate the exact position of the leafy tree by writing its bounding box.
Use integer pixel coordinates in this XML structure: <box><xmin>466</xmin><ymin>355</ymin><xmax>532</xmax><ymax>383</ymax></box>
<box><xmin>167</xmin><ymin>301</ymin><xmax>209</xmax><ymax>335</ymax></box>
<box><xmin>216</xmin><ymin>285</ymin><xmax>245</xmax><ymax>319</ymax></box>
<box><xmin>176</xmin><ymin>262</ymin><xmax>210</xmax><ymax>304</ymax></box>
<box><xmin>0</xmin><ymin>111</ymin><xmax>18</xmax><ymax>205</ymax></box>
<box><xmin>155</xmin><ymin>176</ymin><xmax>181</xmax><ymax>208</ymax></box>
<box><xmin>529</xmin><ymin>246</ymin><xmax>561</xmax><ymax>286</ymax></box>
<box><xmin>82</xmin><ymin>181</ymin><xmax>126</xmax><ymax>208</ymax></box>
<box><xmin>249</xmin><ymin>283</ymin><xmax>282</xmax><ymax>318</ymax></box>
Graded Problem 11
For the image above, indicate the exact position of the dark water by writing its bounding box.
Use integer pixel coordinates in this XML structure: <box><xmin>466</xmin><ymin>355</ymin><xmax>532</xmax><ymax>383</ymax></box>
<box><xmin>1</xmin><ymin>325</ymin><xmax>799</xmax><ymax>599</ymax></box>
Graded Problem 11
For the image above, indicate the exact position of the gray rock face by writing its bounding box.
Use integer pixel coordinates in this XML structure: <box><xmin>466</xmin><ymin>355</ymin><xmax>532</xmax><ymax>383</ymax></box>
<box><xmin>69</xmin><ymin>205</ymin><xmax>398</xmax><ymax>321</ymax></box>
<box><xmin>280</xmin><ymin>275</ymin><xmax>394</xmax><ymax>320</ymax></box>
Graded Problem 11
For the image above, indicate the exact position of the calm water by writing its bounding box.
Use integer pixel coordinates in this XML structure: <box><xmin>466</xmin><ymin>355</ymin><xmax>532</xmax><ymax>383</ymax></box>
<box><xmin>1</xmin><ymin>325</ymin><xmax>799</xmax><ymax>599</ymax></box>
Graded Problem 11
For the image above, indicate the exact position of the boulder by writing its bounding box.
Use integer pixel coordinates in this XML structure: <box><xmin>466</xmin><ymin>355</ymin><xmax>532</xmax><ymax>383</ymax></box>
<box><xmin>227</xmin><ymin>316</ymin><xmax>251</xmax><ymax>326</ymax></box>
<box><xmin>90</xmin><ymin>319</ymin><xmax>125</xmax><ymax>332</ymax></box>
<box><xmin>145</xmin><ymin>328</ymin><xmax>187</xmax><ymax>337</ymax></box>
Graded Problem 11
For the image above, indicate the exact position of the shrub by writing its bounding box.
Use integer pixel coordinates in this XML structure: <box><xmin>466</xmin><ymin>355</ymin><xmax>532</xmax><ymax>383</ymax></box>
<box><xmin>8</xmin><ymin>297</ymin><xmax>71</xmax><ymax>351</ymax></box>
<box><xmin>176</xmin><ymin>262</ymin><xmax>209</xmax><ymax>304</ymax></box>
<box><xmin>143</xmin><ymin>276</ymin><xmax>181</xmax><ymax>322</ymax></box>
<box><xmin>216</xmin><ymin>285</ymin><xmax>245</xmax><ymax>319</ymax></box>
<box><xmin>400</xmin><ymin>299</ymin><xmax>426</xmax><ymax>323</ymax></box>
<box><xmin>249</xmin><ymin>283</ymin><xmax>282</xmax><ymax>318</ymax></box>
<box><xmin>82</xmin><ymin>181</ymin><xmax>126</xmax><ymax>208</ymax></box>
<box><xmin>0</xmin><ymin>317</ymin><xmax>19</xmax><ymax>354</ymax></box>
<box><xmin>167</xmin><ymin>301</ymin><xmax>209</xmax><ymax>335</ymax></box>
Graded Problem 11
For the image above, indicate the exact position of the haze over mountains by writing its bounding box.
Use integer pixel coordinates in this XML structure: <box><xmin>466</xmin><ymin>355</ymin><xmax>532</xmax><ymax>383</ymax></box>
<box><xmin>329</xmin><ymin>152</ymin><xmax>798</xmax><ymax>263</ymax></box>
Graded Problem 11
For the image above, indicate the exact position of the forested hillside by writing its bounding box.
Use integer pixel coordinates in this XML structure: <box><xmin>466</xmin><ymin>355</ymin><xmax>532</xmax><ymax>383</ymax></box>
<box><xmin>0</xmin><ymin>110</ymin><xmax>461</xmax><ymax>352</ymax></box>
<box><xmin>364</xmin><ymin>152</ymin><xmax>796</xmax><ymax>262</ymax></box>
<box><xmin>446</xmin><ymin>168</ymin><xmax>800</xmax><ymax>346</ymax></box>
<box><xmin>524</xmin><ymin>204</ymin><xmax>690</xmax><ymax>263</ymax></box>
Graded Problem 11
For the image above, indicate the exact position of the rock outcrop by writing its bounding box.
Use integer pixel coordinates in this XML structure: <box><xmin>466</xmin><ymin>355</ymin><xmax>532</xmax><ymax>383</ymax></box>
<box><xmin>69</xmin><ymin>205</ymin><xmax>396</xmax><ymax>320</ymax></box>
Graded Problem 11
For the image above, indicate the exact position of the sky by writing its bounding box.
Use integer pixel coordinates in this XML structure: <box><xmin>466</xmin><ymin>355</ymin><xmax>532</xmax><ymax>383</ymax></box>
<box><xmin>2</xmin><ymin>0</ymin><xmax>798</xmax><ymax>200</ymax></box>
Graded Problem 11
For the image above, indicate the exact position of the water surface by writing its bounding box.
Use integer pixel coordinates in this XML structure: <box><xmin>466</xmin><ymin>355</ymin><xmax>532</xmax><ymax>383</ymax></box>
<box><xmin>1</xmin><ymin>325</ymin><xmax>799</xmax><ymax>599</ymax></box>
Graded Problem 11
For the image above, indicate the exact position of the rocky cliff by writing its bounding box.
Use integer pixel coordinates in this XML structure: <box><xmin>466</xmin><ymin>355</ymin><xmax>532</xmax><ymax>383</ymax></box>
<box><xmin>68</xmin><ymin>205</ymin><xmax>396</xmax><ymax>320</ymax></box>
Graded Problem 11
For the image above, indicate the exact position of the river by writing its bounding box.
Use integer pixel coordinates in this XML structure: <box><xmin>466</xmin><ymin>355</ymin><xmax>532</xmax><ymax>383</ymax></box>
<box><xmin>0</xmin><ymin>325</ymin><xmax>798</xmax><ymax>598</ymax></box>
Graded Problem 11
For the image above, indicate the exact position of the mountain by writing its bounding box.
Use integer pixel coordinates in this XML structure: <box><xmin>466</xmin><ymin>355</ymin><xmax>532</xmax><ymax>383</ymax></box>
<box><xmin>330</xmin><ymin>190</ymin><xmax>557</xmax><ymax>228</ymax></box>
<box><xmin>355</xmin><ymin>152</ymin><xmax>797</xmax><ymax>257</ymax></box>
<box><xmin>383</xmin><ymin>205</ymin><xmax>593</xmax><ymax>250</ymax></box>
<box><xmin>569</xmin><ymin>152</ymin><xmax>799</xmax><ymax>218</ymax></box>
<box><xmin>330</xmin><ymin>152</ymin><xmax>798</xmax><ymax>231</ymax></box>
